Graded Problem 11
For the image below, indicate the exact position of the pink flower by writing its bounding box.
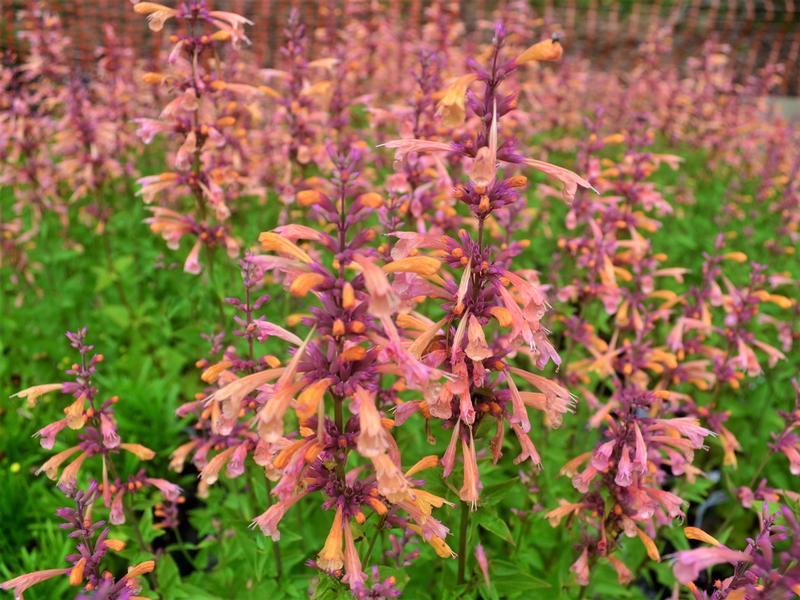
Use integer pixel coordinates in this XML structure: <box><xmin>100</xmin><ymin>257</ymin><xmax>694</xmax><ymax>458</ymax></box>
<box><xmin>614</xmin><ymin>445</ymin><xmax>633</xmax><ymax>487</ymax></box>
<box><xmin>379</xmin><ymin>138</ymin><xmax>454</xmax><ymax>161</ymax></box>
<box><xmin>100</xmin><ymin>413</ymin><xmax>120</xmax><ymax>448</ymax></box>
<box><xmin>672</xmin><ymin>546</ymin><xmax>752</xmax><ymax>584</ymax></box>
<box><xmin>510</xmin><ymin>422</ymin><xmax>541</xmax><ymax>467</ymax></box>
<box><xmin>649</xmin><ymin>417</ymin><xmax>714</xmax><ymax>449</ymax></box>
<box><xmin>506</xmin><ymin>375</ymin><xmax>531</xmax><ymax>433</ymax></box>
<box><xmin>570</xmin><ymin>547</ymin><xmax>590</xmax><ymax>586</ymax></box>
<box><xmin>520</xmin><ymin>157</ymin><xmax>596</xmax><ymax>202</ymax></box>
<box><xmin>251</xmin><ymin>493</ymin><xmax>305</xmax><ymax>541</ymax></box>
<box><xmin>183</xmin><ymin>239</ymin><xmax>202</xmax><ymax>275</ymax></box>
<box><xmin>459</xmin><ymin>433</ymin><xmax>481</xmax><ymax>509</ymax></box>
<box><xmin>0</xmin><ymin>568</ymin><xmax>69</xmax><ymax>598</ymax></box>
<box><xmin>342</xmin><ymin>521</ymin><xmax>366</xmax><ymax>590</ymax></box>
<box><xmin>590</xmin><ymin>440</ymin><xmax>616</xmax><ymax>471</ymax></box>
<box><xmin>110</xmin><ymin>488</ymin><xmax>126</xmax><ymax>525</ymax></box>
<box><xmin>146</xmin><ymin>478</ymin><xmax>182</xmax><ymax>502</ymax></box>
<box><xmin>353</xmin><ymin>254</ymin><xmax>398</xmax><ymax>318</ymax></box>
<box><xmin>441</xmin><ymin>421</ymin><xmax>461</xmax><ymax>478</ymax></box>
<box><xmin>356</xmin><ymin>386</ymin><xmax>388</xmax><ymax>458</ymax></box>
<box><xmin>475</xmin><ymin>544</ymin><xmax>491</xmax><ymax>587</ymax></box>
<box><xmin>34</xmin><ymin>418</ymin><xmax>68</xmax><ymax>449</ymax></box>
<box><xmin>225</xmin><ymin>442</ymin><xmax>250</xmax><ymax>478</ymax></box>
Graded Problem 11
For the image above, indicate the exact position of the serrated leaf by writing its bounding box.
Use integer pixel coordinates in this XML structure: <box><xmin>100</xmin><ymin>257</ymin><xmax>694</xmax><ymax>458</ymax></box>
<box><xmin>475</xmin><ymin>510</ymin><xmax>515</xmax><ymax>545</ymax></box>
<box><xmin>490</xmin><ymin>559</ymin><xmax>550</xmax><ymax>595</ymax></box>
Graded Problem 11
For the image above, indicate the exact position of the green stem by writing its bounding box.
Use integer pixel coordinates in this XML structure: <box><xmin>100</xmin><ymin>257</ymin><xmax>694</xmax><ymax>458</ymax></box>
<box><xmin>457</xmin><ymin>500</ymin><xmax>470</xmax><ymax>585</ymax></box>
<box><xmin>362</xmin><ymin>516</ymin><xmax>386</xmax><ymax>565</ymax></box>
<box><xmin>171</xmin><ymin>526</ymin><xmax>194</xmax><ymax>565</ymax></box>
<box><xmin>333</xmin><ymin>393</ymin><xmax>346</xmax><ymax>481</ymax></box>
<box><xmin>206</xmin><ymin>247</ymin><xmax>226</xmax><ymax>328</ymax></box>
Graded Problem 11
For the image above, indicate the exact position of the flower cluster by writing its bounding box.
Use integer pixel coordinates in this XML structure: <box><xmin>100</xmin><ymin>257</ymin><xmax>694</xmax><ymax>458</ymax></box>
<box><xmin>2</xmin><ymin>3</ymin><xmax>799</xmax><ymax>599</ymax></box>
<box><xmin>544</xmin><ymin>89</ymin><xmax>795</xmax><ymax>585</ymax></box>
<box><xmin>0</xmin><ymin>482</ymin><xmax>155</xmax><ymax>600</ymax></box>
<box><xmin>134</xmin><ymin>0</ymin><xmax>257</xmax><ymax>274</ymax></box>
<box><xmin>182</xmin><ymin>141</ymin><xmax>457</xmax><ymax>596</ymax></box>
<box><xmin>673</xmin><ymin>506</ymin><xmax>800</xmax><ymax>597</ymax></box>
<box><xmin>12</xmin><ymin>328</ymin><xmax>181</xmax><ymax>530</ymax></box>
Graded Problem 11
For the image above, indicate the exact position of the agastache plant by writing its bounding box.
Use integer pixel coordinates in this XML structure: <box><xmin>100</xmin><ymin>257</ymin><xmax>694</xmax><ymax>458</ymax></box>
<box><xmin>0</xmin><ymin>482</ymin><xmax>155</xmax><ymax>600</ymax></box>
<box><xmin>190</xmin><ymin>138</ymin><xmax>456</xmax><ymax>597</ymax></box>
<box><xmin>133</xmin><ymin>0</ymin><xmax>254</xmax><ymax>275</ymax></box>
<box><xmin>10</xmin><ymin>329</ymin><xmax>181</xmax><ymax>561</ymax></box>
<box><xmin>0</xmin><ymin>5</ymin><xmax>68</xmax><ymax>226</ymax></box>
<box><xmin>260</xmin><ymin>9</ymin><xmax>339</xmax><ymax>206</ymax></box>
<box><xmin>673</xmin><ymin>505</ymin><xmax>800</xmax><ymax>597</ymax></box>
<box><xmin>2</xmin><ymin>3</ymin><xmax>800</xmax><ymax>599</ymax></box>
<box><xmin>544</xmin><ymin>100</ymin><xmax>795</xmax><ymax>584</ymax></box>
<box><xmin>379</xmin><ymin>24</ymin><xmax>593</xmax><ymax>583</ymax></box>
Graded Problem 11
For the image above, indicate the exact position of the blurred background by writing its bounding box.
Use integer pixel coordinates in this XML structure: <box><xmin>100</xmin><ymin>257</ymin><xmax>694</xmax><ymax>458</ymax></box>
<box><xmin>1</xmin><ymin>0</ymin><xmax>800</xmax><ymax>109</ymax></box>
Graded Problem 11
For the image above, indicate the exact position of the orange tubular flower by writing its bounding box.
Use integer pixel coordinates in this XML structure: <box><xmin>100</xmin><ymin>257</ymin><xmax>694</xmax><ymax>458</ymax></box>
<box><xmin>317</xmin><ymin>506</ymin><xmax>345</xmax><ymax>572</ymax></box>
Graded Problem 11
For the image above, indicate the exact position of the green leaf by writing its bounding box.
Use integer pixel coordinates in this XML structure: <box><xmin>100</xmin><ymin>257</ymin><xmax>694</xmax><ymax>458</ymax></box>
<box><xmin>92</xmin><ymin>264</ymin><xmax>117</xmax><ymax>292</ymax></box>
<box><xmin>156</xmin><ymin>554</ymin><xmax>181</xmax><ymax>591</ymax></box>
<box><xmin>475</xmin><ymin>509</ymin><xmax>515</xmax><ymax>545</ymax></box>
<box><xmin>480</xmin><ymin>479</ymin><xmax>517</xmax><ymax>506</ymax></box>
<box><xmin>101</xmin><ymin>304</ymin><xmax>130</xmax><ymax>328</ymax></box>
<box><xmin>490</xmin><ymin>559</ymin><xmax>550</xmax><ymax>596</ymax></box>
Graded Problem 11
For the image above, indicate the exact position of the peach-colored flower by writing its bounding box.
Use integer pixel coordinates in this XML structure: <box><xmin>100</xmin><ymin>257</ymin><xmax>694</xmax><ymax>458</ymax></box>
<box><xmin>515</xmin><ymin>37</ymin><xmax>563</xmax><ymax>64</ymax></box>
<box><xmin>209</xmin><ymin>367</ymin><xmax>284</xmax><ymax>425</ymax></box>
<box><xmin>133</xmin><ymin>2</ymin><xmax>178</xmax><ymax>32</ymax></box>
<box><xmin>465</xmin><ymin>314</ymin><xmax>492</xmax><ymax>361</ymax></box>
<box><xmin>0</xmin><ymin>568</ymin><xmax>69</xmax><ymax>598</ymax></box>
<box><xmin>356</xmin><ymin>386</ymin><xmax>387</xmax><ymax>457</ymax></box>
<box><xmin>11</xmin><ymin>383</ymin><xmax>63</xmax><ymax>408</ymax></box>
<box><xmin>59</xmin><ymin>451</ymin><xmax>90</xmax><ymax>487</ymax></box>
<box><xmin>251</xmin><ymin>493</ymin><xmax>305</xmax><ymax>540</ymax></box>
<box><xmin>317</xmin><ymin>506</ymin><xmax>345</xmax><ymax>572</ymax></box>
<box><xmin>546</xmin><ymin>500</ymin><xmax>585</xmax><ymax>527</ymax></box>
<box><xmin>520</xmin><ymin>157</ymin><xmax>595</xmax><ymax>202</ymax></box>
<box><xmin>259</xmin><ymin>231</ymin><xmax>314</xmax><ymax>264</ymax></box>
<box><xmin>370</xmin><ymin>453</ymin><xmax>410</xmax><ymax>503</ymax></box>
<box><xmin>119</xmin><ymin>443</ymin><xmax>156</xmax><ymax>460</ymax></box>
<box><xmin>459</xmin><ymin>432</ymin><xmax>481</xmax><ymax>509</ymax></box>
<box><xmin>470</xmin><ymin>101</ymin><xmax>498</xmax><ymax>190</ymax></box>
<box><xmin>380</xmin><ymin>138</ymin><xmax>454</xmax><ymax>161</ymax></box>
<box><xmin>353</xmin><ymin>254</ymin><xmax>398</xmax><ymax>318</ymax></box>
<box><xmin>436</xmin><ymin>73</ymin><xmax>478</xmax><ymax>127</ymax></box>
<box><xmin>36</xmin><ymin>446</ymin><xmax>81</xmax><ymax>480</ymax></box>
<box><xmin>295</xmin><ymin>377</ymin><xmax>333</xmax><ymax>424</ymax></box>
<box><xmin>199</xmin><ymin>446</ymin><xmax>236</xmax><ymax>485</ymax></box>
